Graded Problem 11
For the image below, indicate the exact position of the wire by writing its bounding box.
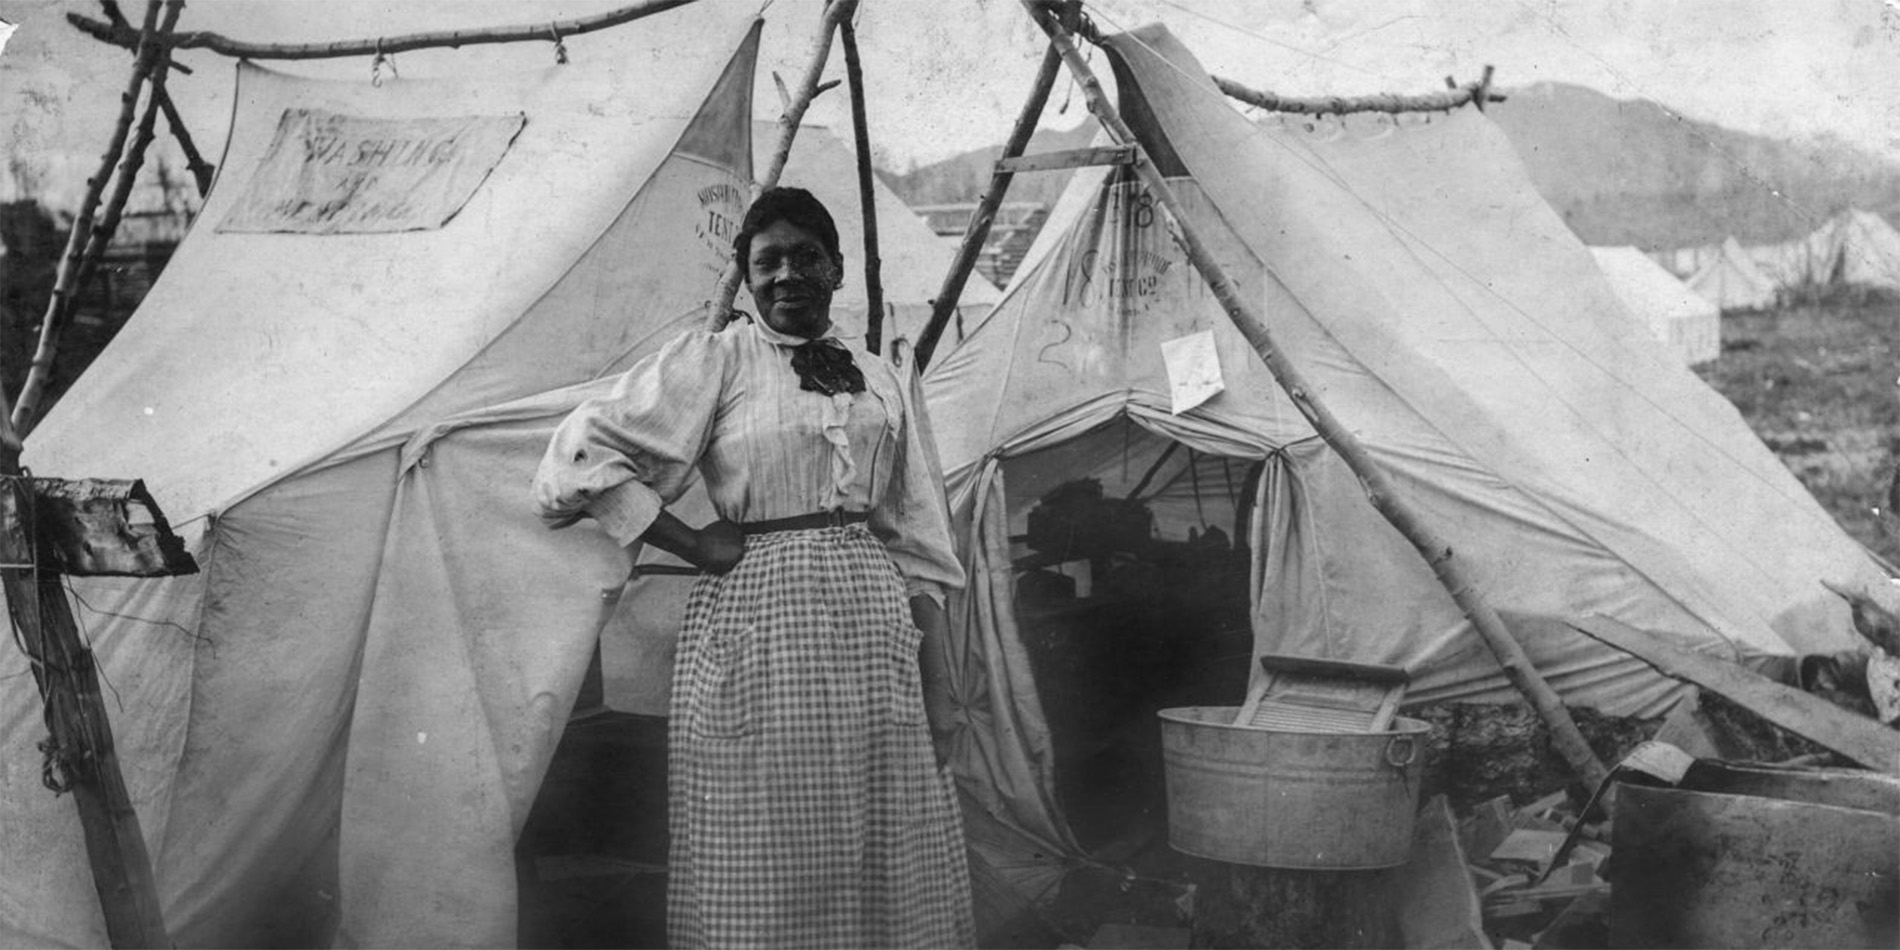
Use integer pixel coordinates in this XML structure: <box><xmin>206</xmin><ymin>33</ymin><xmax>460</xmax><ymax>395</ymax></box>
<box><xmin>64</xmin><ymin>578</ymin><xmax>124</xmax><ymax>715</ymax></box>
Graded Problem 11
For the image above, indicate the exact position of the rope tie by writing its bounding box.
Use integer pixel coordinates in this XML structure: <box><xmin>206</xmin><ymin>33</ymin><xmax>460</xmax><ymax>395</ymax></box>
<box><xmin>549</xmin><ymin>21</ymin><xmax>569</xmax><ymax>64</ymax></box>
<box><xmin>38</xmin><ymin>737</ymin><xmax>74</xmax><ymax>795</ymax></box>
<box><xmin>371</xmin><ymin>39</ymin><xmax>398</xmax><ymax>87</ymax></box>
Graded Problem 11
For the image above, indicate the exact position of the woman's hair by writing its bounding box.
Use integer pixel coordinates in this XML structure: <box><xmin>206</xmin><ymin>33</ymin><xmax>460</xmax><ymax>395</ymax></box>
<box><xmin>733</xmin><ymin>186</ymin><xmax>842</xmax><ymax>272</ymax></box>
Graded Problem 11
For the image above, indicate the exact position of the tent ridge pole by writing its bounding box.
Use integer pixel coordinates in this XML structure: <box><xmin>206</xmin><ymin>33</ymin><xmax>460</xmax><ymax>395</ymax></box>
<box><xmin>914</xmin><ymin>42</ymin><xmax>1063</xmax><ymax>371</ymax></box>
<box><xmin>705</xmin><ymin>0</ymin><xmax>860</xmax><ymax>330</ymax></box>
<box><xmin>67</xmin><ymin>0</ymin><xmax>699</xmax><ymax>60</ymax></box>
<box><xmin>1021</xmin><ymin>0</ymin><xmax>1608</xmax><ymax>788</ymax></box>
<box><xmin>1213</xmin><ymin>72</ymin><xmax>1506</xmax><ymax>117</ymax></box>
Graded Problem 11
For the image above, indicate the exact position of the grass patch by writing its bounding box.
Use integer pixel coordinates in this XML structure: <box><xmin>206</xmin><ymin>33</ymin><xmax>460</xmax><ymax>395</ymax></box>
<box><xmin>1696</xmin><ymin>297</ymin><xmax>1900</xmax><ymax>567</ymax></box>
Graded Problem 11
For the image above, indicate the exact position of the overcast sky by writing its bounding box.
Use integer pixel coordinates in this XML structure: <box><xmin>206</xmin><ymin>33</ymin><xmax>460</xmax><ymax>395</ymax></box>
<box><xmin>3</xmin><ymin>0</ymin><xmax>1898</xmax><ymax>208</ymax></box>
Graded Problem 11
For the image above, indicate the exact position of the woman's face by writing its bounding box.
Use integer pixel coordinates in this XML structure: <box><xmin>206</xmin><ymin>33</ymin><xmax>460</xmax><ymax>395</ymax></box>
<box><xmin>747</xmin><ymin>218</ymin><xmax>842</xmax><ymax>339</ymax></box>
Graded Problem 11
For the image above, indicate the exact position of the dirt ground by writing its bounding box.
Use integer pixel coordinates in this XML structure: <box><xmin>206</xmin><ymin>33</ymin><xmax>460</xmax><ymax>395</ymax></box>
<box><xmin>1696</xmin><ymin>296</ymin><xmax>1900</xmax><ymax>566</ymax></box>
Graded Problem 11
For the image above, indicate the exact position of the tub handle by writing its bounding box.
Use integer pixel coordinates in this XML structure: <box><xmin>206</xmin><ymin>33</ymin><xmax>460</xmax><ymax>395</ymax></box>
<box><xmin>1384</xmin><ymin>734</ymin><xmax>1418</xmax><ymax>768</ymax></box>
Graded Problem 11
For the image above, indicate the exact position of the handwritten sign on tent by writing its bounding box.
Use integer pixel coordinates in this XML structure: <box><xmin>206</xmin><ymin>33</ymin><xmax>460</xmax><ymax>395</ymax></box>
<box><xmin>219</xmin><ymin>108</ymin><xmax>526</xmax><ymax>235</ymax></box>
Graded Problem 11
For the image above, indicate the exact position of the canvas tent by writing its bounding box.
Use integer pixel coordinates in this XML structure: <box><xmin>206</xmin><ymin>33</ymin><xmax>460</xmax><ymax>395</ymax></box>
<box><xmin>1746</xmin><ymin>208</ymin><xmax>1900</xmax><ymax>296</ymax></box>
<box><xmin>1588</xmin><ymin>245</ymin><xmax>1721</xmax><ymax>365</ymax></box>
<box><xmin>923</xmin><ymin>23</ymin><xmax>1887</xmax><ymax>895</ymax></box>
<box><xmin>765</xmin><ymin>121</ymin><xmax>1003</xmax><ymax>348</ymax></box>
<box><xmin>1</xmin><ymin>9</ymin><xmax>766</xmax><ymax>946</ymax></box>
<box><xmin>1687</xmin><ymin>235</ymin><xmax>1778</xmax><ymax>312</ymax></box>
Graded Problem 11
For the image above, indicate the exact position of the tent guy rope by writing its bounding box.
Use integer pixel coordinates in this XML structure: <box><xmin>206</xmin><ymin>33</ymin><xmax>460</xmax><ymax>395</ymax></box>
<box><xmin>1019</xmin><ymin>0</ymin><xmax>1610</xmax><ymax>788</ymax></box>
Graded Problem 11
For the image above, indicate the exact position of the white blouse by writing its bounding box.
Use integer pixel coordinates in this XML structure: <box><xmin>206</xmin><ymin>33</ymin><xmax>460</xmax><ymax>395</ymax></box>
<box><xmin>532</xmin><ymin>318</ymin><xmax>963</xmax><ymax>600</ymax></box>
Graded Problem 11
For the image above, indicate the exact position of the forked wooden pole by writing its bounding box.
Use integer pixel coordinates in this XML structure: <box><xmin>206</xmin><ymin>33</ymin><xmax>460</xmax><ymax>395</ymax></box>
<box><xmin>69</xmin><ymin>0</ymin><xmax>696</xmax><ymax>59</ymax></box>
<box><xmin>103</xmin><ymin>0</ymin><xmax>215</xmax><ymax>195</ymax></box>
<box><xmin>12</xmin><ymin>0</ymin><xmax>173</xmax><ymax>435</ymax></box>
<box><xmin>705</xmin><ymin>0</ymin><xmax>859</xmax><ymax>330</ymax></box>
<box><xmin>1022</xmin><ymin>0</ymin><xmax>1608</xmax><ymax>787</ymax></box>
<box><xmin>913</xmin><ymin>42</ymin><xmax>1062</xmax><ymax>370</ymax></box>
<box><xmin>838</xmin><ymin>19</ymin><xmax>886</xmax><ymax>354</ymax></box>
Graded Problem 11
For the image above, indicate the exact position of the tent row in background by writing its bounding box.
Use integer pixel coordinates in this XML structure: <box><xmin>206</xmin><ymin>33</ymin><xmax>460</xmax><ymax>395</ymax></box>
<box><xmin>1652</xmin><ymin>207</ymin><xmax>1900</xmax><ymax>309</ymax></box>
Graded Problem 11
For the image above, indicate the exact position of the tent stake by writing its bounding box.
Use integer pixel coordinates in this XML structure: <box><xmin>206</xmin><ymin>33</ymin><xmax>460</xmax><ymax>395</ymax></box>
<box><xmin>68</xmin><ymin>0</ymin><xmax>697</xmax><ymax>60</ymax></box>
<box><xmin>13</xmin><ymin>0</ymin><xmax>178</xmax><ymax>435</ymax></box>
<box><xmin>914</xmin><ymin>42</ymin><xmax>1062</xmax><ymax>370</ymax></box>
<box><xmin>1022</xmin><ymin>0</ymin><xmax>1609</xmax><ymax>788</ymax></box>
<box><xmin>838</xmin><ymin>18</ymin><xmax>886</xmax><ymax>355</ymax></box>
<box><xmin>706</xmin><ymin>0</ymin><xmax>859</xmax><ymax>329</ymax></box>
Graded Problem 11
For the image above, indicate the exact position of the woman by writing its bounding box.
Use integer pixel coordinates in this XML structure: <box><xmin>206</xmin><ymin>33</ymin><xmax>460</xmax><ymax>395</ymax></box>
<box><xmin>532</xmin><ymin>187</ymin><xmax>973</xmax><ymax>948</ymax></box>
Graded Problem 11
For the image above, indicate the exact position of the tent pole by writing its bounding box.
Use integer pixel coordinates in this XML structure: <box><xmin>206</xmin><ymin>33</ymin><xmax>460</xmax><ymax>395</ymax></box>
<box><xmin>1022</xmin><ymin>0</ymin><xmax>1609</xmax><ymax>788</ymax></box>
<box><xmin>12</xmin><ymin>0</ymin><xmax>179</xmax><ymax>435</ymax></box>
<box><xmin>705</xmin><ymin>0</ymin><xmax>859</xmax><ymax>330</ymax></box>
<box><xmin>913</xmin><ymin>43</ymin><xmax>1062</xmax><ymax>371</ymax></box>
<box><xmin>68</xmin><ymin>0</ymin><xmax>699</xmax><ymax>60</ymax></box>
<box><xmin>838</xmin><ymin>18</ymin><xmax>886</xmax><ymax>355</ymax></box>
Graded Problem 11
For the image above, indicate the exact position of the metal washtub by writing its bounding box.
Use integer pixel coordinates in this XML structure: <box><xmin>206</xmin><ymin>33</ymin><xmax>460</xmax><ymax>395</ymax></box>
<box><xmin>1157</xmin><ymin>706</ymin><xmax>1429</xmax><ymax>869</ymax></box>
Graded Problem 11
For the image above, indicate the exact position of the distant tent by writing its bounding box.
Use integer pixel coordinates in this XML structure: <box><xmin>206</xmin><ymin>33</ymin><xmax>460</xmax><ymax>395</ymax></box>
<box><xmin>1803</xmin><ymin>208</ymin><xmax>1900</xmax><ymax>292</ymax></box>
<box><xmin>765</xmin><ymin>121</ymin><xmax>1001</xmax><ymax>347</ymax></box>
<box><xmin>923</xmin><ymin>22</ymin><xmax>1883</xmax><ymax>902</ymax></box>
<box><xmin>2</xmin><ymin>12</ymin><xmax>765</xmax><ymax>946</ymax></box>
<box><xmin>1588</xmin><ymin>245</ymin><xmax>1721</xmax><ymax>364</ymax></box>
<box><xmin>1687</xmin><ymin>236</ymin><xmax>1777</xmax><ymax>312</ymax></box>
<box><xmin>1746</xmin><ymin>208</ymin><xmax>1900</xmax><ymax>297</ymax></box>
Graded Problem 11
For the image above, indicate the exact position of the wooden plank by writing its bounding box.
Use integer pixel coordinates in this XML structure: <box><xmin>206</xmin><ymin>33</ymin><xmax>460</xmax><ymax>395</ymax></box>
<box><xmin>1569</xmin><ymin>615</ymin><xmax>1900</xmax><ymax>775</ymax></box>
<box><xmin>995</xmin><ymin>145</ymin><xmax>1136</xmax><ymax>174</ymax></box>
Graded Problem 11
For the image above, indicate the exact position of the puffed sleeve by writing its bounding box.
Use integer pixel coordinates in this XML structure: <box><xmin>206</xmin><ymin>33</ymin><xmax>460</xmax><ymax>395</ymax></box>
<box><xmin>532</xmin><ymin>329</ymin><xmax>730</xmax><ymax>546</ymax></box>
<box><xmin>869</xmin><ymin>361</ymin><xmax>966</xmax><ymax>602</ymax></box>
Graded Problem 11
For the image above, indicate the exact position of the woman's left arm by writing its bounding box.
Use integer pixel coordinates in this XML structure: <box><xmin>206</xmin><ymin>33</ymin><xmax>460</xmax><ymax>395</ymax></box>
<box><xmin>869</xmin><ymin>363</ymin><xmax>966</xmax><ymax>765</ymax></box>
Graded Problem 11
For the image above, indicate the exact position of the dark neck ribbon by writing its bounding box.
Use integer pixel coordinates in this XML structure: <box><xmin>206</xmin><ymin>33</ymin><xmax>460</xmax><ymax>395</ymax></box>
<box><xmin>789</xmin><ymin>337</ymin><xmax>866</xmax><ymax>397</ymax></box>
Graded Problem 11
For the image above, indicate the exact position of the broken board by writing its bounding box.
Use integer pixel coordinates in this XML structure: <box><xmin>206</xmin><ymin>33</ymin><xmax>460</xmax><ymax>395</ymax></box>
<box><xmin>1568</xmin><ymin>615</ymin><xmax>1900</xmax><ymax>775</ymax></box>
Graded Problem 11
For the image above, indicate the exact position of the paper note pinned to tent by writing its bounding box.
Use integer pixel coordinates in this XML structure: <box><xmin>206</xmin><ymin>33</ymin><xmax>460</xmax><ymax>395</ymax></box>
<box><xmin>1160</xmin><ymin>329</ymin><xmax>1223</xmax><ymax>415</ymax></box>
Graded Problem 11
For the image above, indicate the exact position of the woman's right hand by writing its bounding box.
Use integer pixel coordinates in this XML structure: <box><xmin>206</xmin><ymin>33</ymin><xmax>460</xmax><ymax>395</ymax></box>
<box><xmin>694</xmin><ymin>520</ymin><xmax>746</xmax><ymax>574</ymax></box>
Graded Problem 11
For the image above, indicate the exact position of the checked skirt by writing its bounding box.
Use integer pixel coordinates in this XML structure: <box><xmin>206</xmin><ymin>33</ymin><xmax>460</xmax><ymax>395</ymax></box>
<box><xmin>665</xmin><ymin>524</ymin><xmax>974</xmax><ymax>949</ymax></box>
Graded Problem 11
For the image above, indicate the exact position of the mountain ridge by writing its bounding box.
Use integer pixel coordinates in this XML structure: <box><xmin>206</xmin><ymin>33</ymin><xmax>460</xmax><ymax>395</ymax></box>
<box><xmin>879</xmin><ymin>81</ymin><xmax>1900</xmax><ymax>253</ymax></box>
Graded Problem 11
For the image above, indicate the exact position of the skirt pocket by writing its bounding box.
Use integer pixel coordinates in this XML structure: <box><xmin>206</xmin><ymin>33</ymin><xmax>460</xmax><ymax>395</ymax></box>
<box><xmin>875</xmin><ymin>622</ymin><xmax>928</xmax><ymax>728</ymax></box>
<box><xmin>689</xmin><ymin>624</ymin><xmax>759</xmax><ymax>739</ymax></box>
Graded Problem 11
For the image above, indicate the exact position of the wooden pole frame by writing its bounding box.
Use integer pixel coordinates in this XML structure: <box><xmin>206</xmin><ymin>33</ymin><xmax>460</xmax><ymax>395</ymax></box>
<box><xmin>912</xmin><ymin>42</ymin><xmax>1063</xmax><ymax>371</ymax></box>
<box><xmin>101</xmin><ymin>0</ymin><xmax>215</xmax><ymax>196</ymax></box>
<box><xmin>1020</xmin><ymin>0</ymin><xmax>1609</xmax><ymax>787</ymax></box>
<box><xmin>838</xmin><ymin>18</ymin><xmax>886</xmax><ymax>355</ymax></box>
<box><xmin>704</xmin><ymin>0</ymin><xmax>860</xmax><ymax>330</ymax></box>
<box><xmin>68</xmin><ymin>0</ymin><xmax>696</xmax><ymax>60</ymax></box>
<box><xmin>11</xmin><ymin>0</ymin><xmax>176</xmax><ymax>435</ymax></box>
